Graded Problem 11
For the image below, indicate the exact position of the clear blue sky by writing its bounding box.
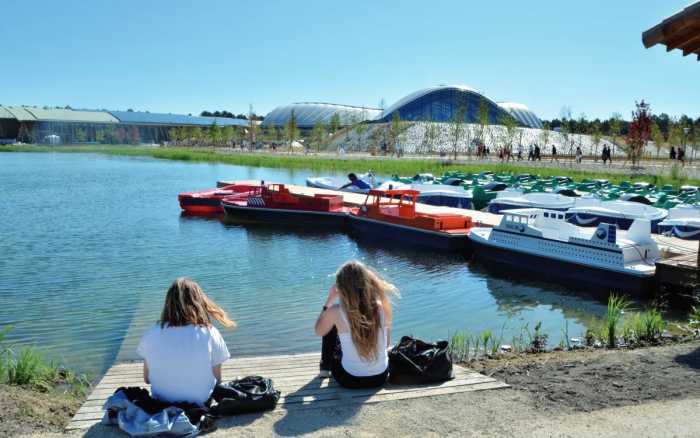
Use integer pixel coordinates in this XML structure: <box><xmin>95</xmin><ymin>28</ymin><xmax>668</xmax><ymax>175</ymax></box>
<box><xmin>1</xmin><ymin>0</ymin><xmax>697</xmax><ymax>121</ymax></box>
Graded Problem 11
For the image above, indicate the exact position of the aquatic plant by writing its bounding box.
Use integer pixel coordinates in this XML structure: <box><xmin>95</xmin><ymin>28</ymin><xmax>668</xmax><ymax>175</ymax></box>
<box><xmin>605</xmin><ymin>294</ymin><xmax>630</xmax><ymax>348</ymax></box>
<box><xmin>690</xmin><ymin>306</ymin><xmax>700</xmax><ymax>329</ymax></box>
<box><xmin>527</xmin><ymin>321</ymin><xmax>548</xmax><ymax>353</ymax></box>
<box><xmin>480</xmin><ymin>330</ymin><xmax>493</xmax><ymax>356</ymax></box>
<box><xmin>449</xmin><ymin>331</ymin><xmax>472</xmax><ymax>362</ymax></box>
<box><xmin>638</xmin><ymin>309</ymin><xmax>666</xmax><ymax>342</ymax></box>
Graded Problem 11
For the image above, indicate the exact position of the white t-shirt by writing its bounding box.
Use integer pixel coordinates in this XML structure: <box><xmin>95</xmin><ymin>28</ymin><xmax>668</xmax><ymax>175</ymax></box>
<box><xmin>136</xmin><ymin>324</ymin><xmax>230</xmax><ymax>405</ymax></box>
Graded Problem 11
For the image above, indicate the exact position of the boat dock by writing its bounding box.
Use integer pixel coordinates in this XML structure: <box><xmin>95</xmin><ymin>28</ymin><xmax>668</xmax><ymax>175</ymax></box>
<box><xmin>217</xmin><ymin>180</ymin><xmax>502</xmax><ymax>227</ymax></box>
<box><xmin>67</xmin><ymin>352</ymin><xmax>508</xmax><ymax>431</ymax></box>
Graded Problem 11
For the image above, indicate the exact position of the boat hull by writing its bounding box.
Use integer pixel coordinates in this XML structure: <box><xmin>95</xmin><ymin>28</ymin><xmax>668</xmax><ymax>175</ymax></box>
<box><xmin>348</xmin><ymin>215</ymin><xmax>470</xmax><ymax>252</ymax></box>
<box><xmin>178</xmin><ymin>196</ymin><xmax>224</xmax><ymax>215</ymax></box>
<box><xmin>566</xmin><ymin>212</ymin><xmax>662</xmax><ymax>233</ymax></box>
<box><xmin>222</xmin><ymin>203</ymin><xmax>348</xmax><ymax>228</ymax></box>
<box><xmin>657</xmin><ymin>224</ymin><xmax>700</xmax><ymax>240</ymax></box>
<box><xmin>469</xmin><ymin>238</ymin><xmax>655</xmax><ymax>297</ymax></box>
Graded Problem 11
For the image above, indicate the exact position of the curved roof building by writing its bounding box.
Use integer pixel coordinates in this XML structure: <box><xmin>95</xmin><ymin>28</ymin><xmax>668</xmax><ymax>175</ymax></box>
<box><xmin>261</xmin><ymin>102</ymin><xmax>381</xmax><ymax>129</ymax></box>
<box><xmin>496</xmin><ymin>102</ymin><xmax>543</xmax><ymax>129</ymax></box>
<box><xmin>376</xmin><ymin>84</ymin><xmax>530</xmax><ymax>126</ymax></box>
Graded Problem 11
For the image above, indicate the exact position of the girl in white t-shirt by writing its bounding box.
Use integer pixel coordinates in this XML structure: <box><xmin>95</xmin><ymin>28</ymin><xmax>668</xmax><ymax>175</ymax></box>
<box><xmin>137</xmin><ymin>277</ymin><xmax>235</xmax><ymax>406</ymax></box>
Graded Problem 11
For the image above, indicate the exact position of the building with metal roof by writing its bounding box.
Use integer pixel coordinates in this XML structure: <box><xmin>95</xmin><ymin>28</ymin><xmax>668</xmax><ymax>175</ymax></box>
<box><xmin>261</xmin><ymin>103</ymin><xmax>381</xmax><ymax>129</ymax></box>
<box><xmin>0</xmin><ymin>106</ymin><xmax>252</xmax><ymax>144</ymax></box>
<box><xmin>496</xmin><ymin>102</ymin><xmax>543</xmax><ymax>129</ymax></box>
<box><xmin>643</xmin><ymin>1</ymin><xmax>700</xmax><ymax>61</ymax></box>
<box><xmin>374</xmin><ymin>85</ymin><xmax>542</xmax><ymax>129</ymax></box>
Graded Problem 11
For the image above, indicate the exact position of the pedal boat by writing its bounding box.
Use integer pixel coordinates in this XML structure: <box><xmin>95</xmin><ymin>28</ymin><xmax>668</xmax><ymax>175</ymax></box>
<box><xmin>178</xmin><ymin>184</ymin><xmax>257</xmax><ymax>215</ymax></box>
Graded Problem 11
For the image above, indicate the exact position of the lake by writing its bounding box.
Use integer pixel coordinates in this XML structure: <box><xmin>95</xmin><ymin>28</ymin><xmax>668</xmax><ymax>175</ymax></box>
<box><xmin>0</xmin><ymin>152</ymin><xmax>615</xmax><ymax>376</ymax></box>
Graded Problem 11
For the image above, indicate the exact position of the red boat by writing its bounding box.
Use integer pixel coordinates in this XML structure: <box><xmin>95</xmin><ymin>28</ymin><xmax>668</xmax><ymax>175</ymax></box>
<box><xmin>222</xmin><ymin>184</ymin><xmax>353</xmax><ymax>227</ymax></box>
<box><xmin>178</xmin><ymin>184</ymin><xmax>258</xmax><ymax>215</ymax></box>
<box><xmin>349</xmin><ymin>189</ymin><xmax>473</xmax><ymax>251</ymax></box>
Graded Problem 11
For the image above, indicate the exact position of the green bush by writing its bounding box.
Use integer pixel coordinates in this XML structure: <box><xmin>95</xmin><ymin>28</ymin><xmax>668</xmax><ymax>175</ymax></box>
<box><xmin>605</xmin><ymin>294</ymin><xmax>629</xmax><ymax>348</ymax></box>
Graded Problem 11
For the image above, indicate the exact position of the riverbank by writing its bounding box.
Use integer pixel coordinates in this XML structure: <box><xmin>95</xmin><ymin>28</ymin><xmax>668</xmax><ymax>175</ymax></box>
<box><xmin>0</xmin><ymin>384</ymin><xmax>83</xmax><ymax>437</ymax></box>
<box><xmin>2</xmin><ymin>144</ymin><xmax>699</xmax><ymax>187</ymax></box>
<box><xmin>48</xmin><ymin>340</ymin><xmax>699</xmax><ymax>438</ymax></box>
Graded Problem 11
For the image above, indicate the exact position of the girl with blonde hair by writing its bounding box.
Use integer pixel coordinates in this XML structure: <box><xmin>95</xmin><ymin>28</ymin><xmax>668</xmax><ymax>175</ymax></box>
<box><xmin>315</xmin><ymin>260</ymin><xmax>396</xmax><ymax>388</ymax></box>
<box><xmin>137</xmin><ymin>277</ymin><xmax>235</xmax><ymax>405</ymax></box>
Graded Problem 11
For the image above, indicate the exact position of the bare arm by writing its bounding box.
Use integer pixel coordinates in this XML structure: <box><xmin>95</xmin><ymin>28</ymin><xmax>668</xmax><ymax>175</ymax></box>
<box><xmin>383</xmin><ymin>299</ymin><xmax>393</xmax><ymax>348</ymax></box>
<box><xmin>315</xmin><ymin>284</ymin><xmax>339</xmax><ymax>336</ymax></box>
<box><xmin>212</xmin><ymin>365</ymin><xmax>223</xmax><ymax>384</ymax></box>
<box><xmin>143</xmin><ymin>360</ymin><xmax>150</xmax><ymax>384</ymax></box>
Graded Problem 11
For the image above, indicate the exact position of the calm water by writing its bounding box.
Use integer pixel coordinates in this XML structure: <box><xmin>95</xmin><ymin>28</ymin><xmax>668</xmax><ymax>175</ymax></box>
<box><xmin>1</xmin><ymin>152</ymin><xmax>614</xmax><ymax>376</ymax></box>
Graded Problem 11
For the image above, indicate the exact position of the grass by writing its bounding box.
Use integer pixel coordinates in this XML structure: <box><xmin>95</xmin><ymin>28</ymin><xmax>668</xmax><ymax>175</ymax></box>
<box><xmin>604</xmin><ymin>294</ymin><xmax>630</xmax><ymax>348</ymax></box>
<box><xmin>2</xmin><ymin>144</ymin><xmax>699</xmax><ymax>188</ymax></box>
<box><xmin>0</xmin><ymin>326</ymin><xmax>89</xmax><ymax>397</ymax></box>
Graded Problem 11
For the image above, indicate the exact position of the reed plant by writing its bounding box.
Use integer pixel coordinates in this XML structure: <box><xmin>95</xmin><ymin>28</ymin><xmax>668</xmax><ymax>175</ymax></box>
<box><xmin>605</xmin><ymin>294</ymin><xmax>630</xmax><ymax>348</ymax></box>
<box><xmin>690</xmin><ymin>306</ymin><xmax>700</xmax><ymax>329</ymax></box>
<box><xmin>449</xmin><ymin>331</ymin><xmax>472</xmax><ymax>362</ymax></box>
<box><xmin>526</xmin><ymin>322</ymin><xmax>548</xmax><ymax>353</ymax></box>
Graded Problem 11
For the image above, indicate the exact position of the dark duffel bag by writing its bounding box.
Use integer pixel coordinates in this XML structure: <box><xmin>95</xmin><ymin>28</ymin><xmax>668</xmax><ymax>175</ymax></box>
<box><xmin>211</xmin><ymin>376</ymin><xmax>281</xmax><ymax>415</ymax></box>
<box><xmin>388</xmin><ymin>336</ymin><xmax>454</xmax><ymax>384</ymax></box>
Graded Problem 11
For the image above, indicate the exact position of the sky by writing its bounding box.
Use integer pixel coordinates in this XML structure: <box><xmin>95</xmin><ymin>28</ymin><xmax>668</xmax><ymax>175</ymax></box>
<box><xmin>1</xmin><ymin>0</ymin><xmax>698</xmax><ymax>121</ymax></box>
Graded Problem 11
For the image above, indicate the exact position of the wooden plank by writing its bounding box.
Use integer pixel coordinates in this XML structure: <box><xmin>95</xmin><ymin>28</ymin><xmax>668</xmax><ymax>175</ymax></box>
<box><xmin>67</xmin><ymin>380</ymin><xmax>508</xmax><ymax>430</ymax></box>
<box><xmin>69</xmin><ymin>375</ymin><xmax>499</xmax><ymax>423</ymax></box>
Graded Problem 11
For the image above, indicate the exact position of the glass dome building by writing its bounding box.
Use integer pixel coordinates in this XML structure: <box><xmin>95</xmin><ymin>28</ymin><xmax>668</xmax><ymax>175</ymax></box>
<box><xmin>261</xmin><ymin>102</ymin><xmax>381</xmax><ymax>129</ymax></box>
<box><xmin>375</xmin><ymin>85</ymin><xmax>543</xmax><ymax>127</ymax></box>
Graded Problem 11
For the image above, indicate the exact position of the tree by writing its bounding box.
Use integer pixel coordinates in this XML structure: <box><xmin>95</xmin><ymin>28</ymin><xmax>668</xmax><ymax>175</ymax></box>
<box><xmin>222</xmin><ymin>126</ymin><xmax>235</xmax><ymax>147</ymax></box>
<box><xmin>539</xmin><ymin>122</ymin><xmax>551</xmax><ymax>152</ymax></box>
<box><xmin>609</xmin><ymin>113</ymin><xmax>623</xmax><ymax>157</ymax></box>
<box><xmin>389</xmin><ymin>111</ymin><xmax>402</xmax><ymax>155</ymax></box>
<box><xmin>477</xmin><ymin>97</ymin><xmax>489</xmax><ymax>145</ymax></box>
<box><xmin>208</xmin><ymin>122</ymin><xmax>221</xmax><ymax>146</ymax></box>
<box><xmin>591</xmin><ymin>121</ymin><xmax>602</xmax><ymax>161</ymax></box>
<box><xmin>95</xmin><ymin>128</ymin><xmax>106</xmax><ymax>144</ymax></box>
<box><xmin>650</xmin><ymin>121</ymin><xmax>665</xmax><ymax>159</ymax></box>
<box><xmin>329</xmin><ymin>113</ymin><xmax>341</xmax><ymax>135</ymax></box>
<box><xmin>169</xmin><ymin>127</ymin><xmax>180</xmax><ymax>145</ymax></box>
<box><xmin>191</xmin><ymin>127</ymin><xmax>203</xmax><ymax>146</ymax></box>
<box><xmin>625</xmin><ymin>100</ymin><xmax>652</xmax><ymax>167</ymax></box>
<box><xmin>310</xmin><ymin>121</ymin><xmax>327</xmax><ymax>153</ymax></box>
<box><xmin>248</xmin><ymin>104</ymin><xmax>258</xmax><ymax>146</ymax></box>
<box><xmin>129</xmin><ymin>126</ymin><xmax>140</xmax><ymax>145</ymax></box>
<box><xmin>502</xmin><ymin>115</ymin><xmax>518</xmax><ymax>161</ymax></box>
<box><xmin>75</xmin><ymin>127</ymin><xmax>87</xmax><ymax>143</ymax></box>
<box><xmin>285</xmin><ymin>110</ymin><xmax>299</xmax><ymax>153</ymax></box>
<box><xmin>450</xmin><ymin>102</ymin><xmax>466</xmax><ymax>160</ymax></box>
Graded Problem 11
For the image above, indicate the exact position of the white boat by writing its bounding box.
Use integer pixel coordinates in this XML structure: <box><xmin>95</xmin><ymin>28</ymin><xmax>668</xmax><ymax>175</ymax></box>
<box><xmin>487</xmin><ymin>190</ymin><xmax>576</xmax><ymax>214</ymax></box>
<box><xmin>658</xmin><ymin>204</ymin><xmax>700</xmax><ymax>240</ymax></box>
<box><xmin>469</xmin><ymin>208</ymin><xmax>659</xmax><ymax>295</ymax></box>
<box><xmin>565</xmin><ymin>198</ymin><xmax>667</xmax><ymax>232</ymax></box>
<box><xmin>412</xmin><ymin>184</ymin><xmax>474</xmax><ymax>209</ymax></box>
<box><xmin>306</xmin><ymin>172</ymin><xmax>380</xmax><ymax>194</ymax></box>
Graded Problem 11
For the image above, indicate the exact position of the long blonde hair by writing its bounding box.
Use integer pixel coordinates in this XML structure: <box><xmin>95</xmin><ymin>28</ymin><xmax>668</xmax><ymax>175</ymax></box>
<box><xmin>335</xmin><ymin>261</ymin><xmax>397</xmax><ymax>361</ymax></box>
<box><xmin>160</xmin><ymin>277</ymin><xmax>236</xmax><ymax>329</ymax></box>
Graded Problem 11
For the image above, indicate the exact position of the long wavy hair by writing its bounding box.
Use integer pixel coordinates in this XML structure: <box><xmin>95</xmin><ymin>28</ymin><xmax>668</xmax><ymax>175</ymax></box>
<box><xmin>160</xmin><ymin>277</ymin><xmax>236</xmax><ymax>329</ymax></box>
<box><xmin>335</xmin><ymin>261</ymin><xmax>397</xmax><ymax>361</ymax></box>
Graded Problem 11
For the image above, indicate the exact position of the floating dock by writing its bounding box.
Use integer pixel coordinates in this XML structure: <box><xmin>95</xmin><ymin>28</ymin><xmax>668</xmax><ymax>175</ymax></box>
<box><xmin>67</xmin><ymin>352</ymin><xmax>508</xmax><ymax>431</ymax></box>
<box><xmin>217</xmin><ymin>180</ymin><xmax>502</xmax><ymax>227</ymax></box>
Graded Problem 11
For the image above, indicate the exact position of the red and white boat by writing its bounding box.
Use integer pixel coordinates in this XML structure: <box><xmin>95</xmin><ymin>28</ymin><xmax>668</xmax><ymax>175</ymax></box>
<box><xmin>178</xmin><ymin>184</ymin><xmax>258</xmax><ymax>215</ymax></box>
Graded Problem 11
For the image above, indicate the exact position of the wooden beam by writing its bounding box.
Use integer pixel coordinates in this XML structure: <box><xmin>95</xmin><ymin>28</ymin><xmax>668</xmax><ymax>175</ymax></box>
<box><xmin>681</xmin><ymin>33</ymin><xmax>700</xmax><ymax>55</ymax></box>
<box><xmin>665</xmin><ymin>25</ymin><xmax>700</xmax><ymax>51</ymax></box>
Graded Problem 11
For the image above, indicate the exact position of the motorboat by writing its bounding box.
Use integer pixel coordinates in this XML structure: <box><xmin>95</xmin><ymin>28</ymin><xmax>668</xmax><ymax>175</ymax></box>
<box><xmin>658</xmin><ymin>204</ymin><xmax>700</xmax><ymax>240</ymax></box>
<box><xmin>487</xmin><ymin>190</ymin><xmax>576</xmax><ymax>214</ymax></box>
<box><xmin>469</xmin><ymin>208</ymin><xmax>659</xmax><ymax>295</ymax></box>
<box><xmin>412</xmin><ymin>184</ymin><xmax>474</xmax><ymax>209</ymax></box>
<box><xmin>565</xmin><ymin>198</ymin><xmax>668</xmax><ymax>232</ymax></box>
<box><xmin>306</xmin><ymin>172</ymin><xmax>379</xmax><ymax>193</ymax></box>
<box><xmin>221</xmin><ymin>184</ymin><xmax>353</xmax><ymax>227</ymax></box>
<box><xmin>349</xmin><ymin>189</ymin><xmax>473</xmax><ymax>251</ymax></box>
<box><xmin>178</xmin><ymin>184</ymin><xmax>257</xmax><ymax>215</ymax></box>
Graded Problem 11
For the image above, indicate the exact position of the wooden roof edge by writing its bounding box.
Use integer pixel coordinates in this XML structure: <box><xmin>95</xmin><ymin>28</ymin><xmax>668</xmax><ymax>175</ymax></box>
<box><xmin>643</xmin><ymin>1</ymin><xmax>700</xmax><ymax>48</ymax></box>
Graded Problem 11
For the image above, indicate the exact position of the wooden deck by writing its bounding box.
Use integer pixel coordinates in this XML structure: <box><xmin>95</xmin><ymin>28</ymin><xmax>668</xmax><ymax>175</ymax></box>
<box><xmin>67</xmin><ymin>352</ymin><xmax>508</xmax><ymax>431</ymax></box>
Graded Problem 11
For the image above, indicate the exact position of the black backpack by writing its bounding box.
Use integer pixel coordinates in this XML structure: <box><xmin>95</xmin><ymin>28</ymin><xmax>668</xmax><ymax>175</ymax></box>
<box><xmin>211</xmin><ymin>376</ymin><xmax>281</xmax><ymax>415</ymax></box>
<box><xmin>388</xmin><ymin>336</ymin><xmax>454</xmax><ymax>384</ymax></box>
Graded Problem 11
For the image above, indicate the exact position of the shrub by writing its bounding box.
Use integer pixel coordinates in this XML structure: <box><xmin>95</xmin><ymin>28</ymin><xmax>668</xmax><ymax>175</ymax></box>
<box><xmin>527</xmin><ymin>321</ymin><xmax>548</xmax><ymax>353</ymax></box>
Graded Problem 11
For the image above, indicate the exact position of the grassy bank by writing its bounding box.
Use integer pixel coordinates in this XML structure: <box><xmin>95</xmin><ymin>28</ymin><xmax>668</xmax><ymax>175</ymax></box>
<box><xmin>2</xmin><ymin>144</ymin><xmax>699</xmax><ymax>187</ymax></box>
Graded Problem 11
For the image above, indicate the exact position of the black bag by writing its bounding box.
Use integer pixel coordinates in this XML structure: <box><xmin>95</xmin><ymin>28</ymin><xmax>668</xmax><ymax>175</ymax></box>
<box><xmin>388</xmin><ymin>336</ymin><xmax>454</xmax><ymax>384</ymax></box>
<box><xmin>211</xmin><ymin>376</ymin><xmax>281</xmax><ymax>415</ymax></box>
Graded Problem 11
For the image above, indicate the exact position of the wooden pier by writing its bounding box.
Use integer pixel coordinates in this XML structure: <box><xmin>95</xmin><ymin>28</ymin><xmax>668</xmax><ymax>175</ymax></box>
<box><xmin>218</xmin><ymin>180</ymin><xmax>502</xmax><ymax>227</ymax></box>
<box><xmin>67</xmin><ymin>352</ymin><xmax>508</xmax><ymax>431</ymax></box>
